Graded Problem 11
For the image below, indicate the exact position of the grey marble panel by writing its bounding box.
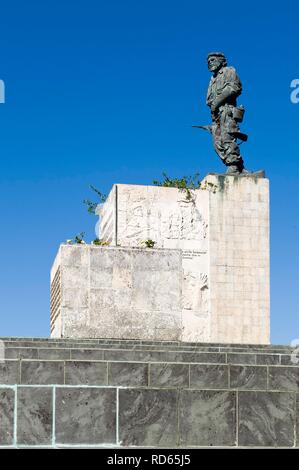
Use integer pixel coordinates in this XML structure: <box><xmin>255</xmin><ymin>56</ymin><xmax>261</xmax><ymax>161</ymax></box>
<box><xmin>17</xmin><ymin>387</ymin><xmax>53</xmax><ymax>445</ymax></box>
<box><xmin>21</xmin><ymin>361</ymin><xmax>64</xmax><ymax>385</ymax></box>
<box><xmin>0</xmin><ymin>361</ymin><xmax>19</xmax><ymax>385</ymax></box>
<box><xmin>0</xmin><ymin>389</ymin><xmax>14</xmax><ymax>445</ymax></box>
<box><xmin>280</xmin><ymin>355</ymin><xmax>299</xmax><ymax>366</ymax></box>
<box><xmin>190</xmin><ymin>364</ymin><xmax>228</xmax><ymax>389</ymax></box>
<box><xmin>179</xmin><ymin>390</ymin><xmax>236</xmax><ymax>446</ymax></box>
<box><xmin>256</xmin><ymin>354</ymin><xmax>280</xmax><ymax>365</ymax></box>
<box><xmin>230</xmin><ymin>366</ymin><xmax>267</xmax><ymax>390</ymax></box>
<box><xmin>38</xmin><ymin>349</ymin><xmax>71</xmax><ymax>360</ymax></box>
<box><xmin>70</xmin><ymin>349</ymin><xmax>104</xmax><ymax>360</ymax></box>
<box><xmin>268</xmin><ymin>367</ymin><xmax>299</xmax><ymax>392</ymax></box>
<box><xmin>119</xmin><ymin>389</ymin><xmax>178</xmax><ymax>447</ymax></box>
<box><xmin>238</xmin><ymin>391</ymin><xmax>295</xmax><ymax>447</ymax></box>
<box><xmin>65</xmin><ymin>361</ymin><xmax>107</xmax><ymax>385</ymax></box>
<box><xmin>5</xmin><ymin>348</ymin><xmax>38</xmax><ymax>360</ymax></box>
<box><xmin>55</xmin><ymin>387</ymin><xmax>116</xmax><ymax>445</ymax></box>
<box><xmin>227</xmin><ymin>353</ymin><xmax>256</xmax><ymax>365</ymax></box>
<box><xmin>150</xmin><ymin>363</ymin><xmax>189</xmax><ymax>388</ymax></box>
<box><xmin>108</xmin><ymin>362</ymin><xmax>148</xmax><ymax>387</ymax></box>
<box><xmin>296</xmin><ymin>395</ymin><xmax>299</xmax><ymax>448</ymax></box>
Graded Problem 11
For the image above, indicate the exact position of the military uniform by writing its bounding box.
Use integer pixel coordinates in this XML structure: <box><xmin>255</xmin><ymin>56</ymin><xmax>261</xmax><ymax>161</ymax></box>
<box><xmin>206</xmin><ymin>65</ymin><xmax>245</xmax><ymax>173</ymax></box>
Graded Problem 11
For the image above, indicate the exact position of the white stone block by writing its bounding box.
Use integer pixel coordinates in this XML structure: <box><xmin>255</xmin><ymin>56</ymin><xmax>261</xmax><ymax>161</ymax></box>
<box><xmin>51</xmin><ymin>245</ymin><xmax>183</xmax><ymax>340</ymax></box>
<box><xmin>51</xmin><ymin>174</ymin><xmax>270</xmax><ymax>344</ymax></box>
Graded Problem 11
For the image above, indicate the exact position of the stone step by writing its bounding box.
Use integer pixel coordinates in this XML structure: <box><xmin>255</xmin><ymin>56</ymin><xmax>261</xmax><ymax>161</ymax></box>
<box><xmin>1</xmin><ymin>346</ymin><xmax>298</xmax><ymax>365</ymax></box>
<box><xmin>0</xmin><ymin>336</ymin><xmax>292</xmax><ymax>351</ymax></box>
<box><xmin>1</xmin><ymin>359</ymin><xmax>299</xmax><ymax>391</ymax></box>
<box><xmin>2</xmin><ymin>342</ymin><xmax>294</xmax><ymax>356</ymax></box>
<box><xmin>0</xmin><ymin>337</ymin><xmax>293</xmax><ymax>353</ymax></box>
<box><xmin>1</xmin><ymin>339</ymin><xmax>299</xmax><ymax>448</ymax></box>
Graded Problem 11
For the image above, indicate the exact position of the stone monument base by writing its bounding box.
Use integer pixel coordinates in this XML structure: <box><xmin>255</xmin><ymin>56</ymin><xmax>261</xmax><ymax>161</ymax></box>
<box><xmin>0</xmin><ymin>337</ymin><xmax>297</xmax><ymax>448</ymax></box>
<box><xmin>51</xmin><ymin>174</ymin><xmax>270</xmax><ymax>344</ymax></box>
<box><xmin>51</xmin><ymin>245</ymin><xmax>183</xmax><ymax>341</ymax></box>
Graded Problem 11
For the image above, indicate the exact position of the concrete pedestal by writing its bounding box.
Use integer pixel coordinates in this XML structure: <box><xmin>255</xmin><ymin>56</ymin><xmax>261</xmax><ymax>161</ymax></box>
<box><xmin>51</xmin><ymin>174</ymin><xmax>270</xmax><ymax>344</ymax></box>
<box><xmin>51</xmin><ymin>245</ymin><xmax>182</xmax><ymax>340</ymax></box>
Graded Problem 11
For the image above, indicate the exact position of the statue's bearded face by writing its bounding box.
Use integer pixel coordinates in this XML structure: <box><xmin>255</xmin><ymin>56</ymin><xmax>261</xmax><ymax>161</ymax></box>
<box><xmin>207</xmin><ymin>56</ymin><xmax>224</xmax><ymax>73</ymax></box>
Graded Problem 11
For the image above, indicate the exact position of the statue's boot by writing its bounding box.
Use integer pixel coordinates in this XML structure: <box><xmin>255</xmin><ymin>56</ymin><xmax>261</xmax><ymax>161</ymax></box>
<box><xmin>226</xmin><ymin>167</ymin><xmax>265</xmax><ymax>178</ymax></box>
<box><xmin>226</xmin><ymin>164</ymin><xmax>243</xmax><ymax>175</ymax></box>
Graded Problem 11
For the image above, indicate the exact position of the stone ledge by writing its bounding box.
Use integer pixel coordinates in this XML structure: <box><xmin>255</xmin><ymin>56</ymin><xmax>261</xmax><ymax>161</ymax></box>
<box><xmin>2</xmin><ymin>360</ymin><xmax>299</xmax><ymax>390</ymax></box>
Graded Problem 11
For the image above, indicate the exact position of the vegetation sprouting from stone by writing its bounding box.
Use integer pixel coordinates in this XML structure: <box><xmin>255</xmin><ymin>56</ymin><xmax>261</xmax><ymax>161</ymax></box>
<box><xmin>153</xmin><ymin>172</ymin><xmax>201</xmax><ymax>201</ymax></box>
<box><xmin>67</xmin><ymin>232</ymin><xmax>86</xmax><ymax>244</ymax></box>
<box><xmin>141</xmin><ymin>239</ymin><xmax>156</xmax><ymax>248</ymax></box>
<box><xmin>92</xmin><ymin>238</ymin><xmax>110</xmax><ymax>246</ymax></box>
<box><xmin>83</xmin><ymin>185</ymin><xmax>107</xmax><ymax>214</ymax></box>
<box><xmin>153</xmin><ymin>172</ymin><xmax>217</xmax><ymax>200</ymax></box>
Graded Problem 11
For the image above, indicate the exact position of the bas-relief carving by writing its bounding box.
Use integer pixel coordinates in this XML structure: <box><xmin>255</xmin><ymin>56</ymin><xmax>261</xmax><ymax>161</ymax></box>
<box><xmin>122</xmin><ymin>200</ymin><xmax>208</xmax><ymax>246</ymax></box>
<box><xmin>99</xmin><ymin>186</ymin><xmax>210</xmax><ymax>324</ymax></box>
<box><xmin>182</xmin><ymin>272</ymin><xmax>209</xmax><ymax>313</ymax></box>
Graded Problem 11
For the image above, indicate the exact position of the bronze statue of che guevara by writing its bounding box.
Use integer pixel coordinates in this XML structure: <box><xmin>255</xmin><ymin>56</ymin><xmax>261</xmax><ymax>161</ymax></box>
<box><xmin>194</xmin><ymin>52</ymin><xmax>251</xmax><ymax>175</ymax></box>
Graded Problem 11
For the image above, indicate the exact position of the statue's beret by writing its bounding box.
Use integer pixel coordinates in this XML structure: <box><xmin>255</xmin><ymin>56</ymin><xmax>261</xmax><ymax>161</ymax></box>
<box><xmin>207</xmin><ymin>52</ymin><xmax>226</xmax><ymax>60</ymax></box>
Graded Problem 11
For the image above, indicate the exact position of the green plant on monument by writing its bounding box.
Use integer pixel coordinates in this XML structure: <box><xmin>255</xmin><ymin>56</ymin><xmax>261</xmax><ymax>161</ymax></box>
<box><xmin>92</xmin><ymin>238</ymin><xmax>110</xmax><ymax>246</ymax></box>
<box><xmin>83</xmin><ymin>185</ymin><xmax>107</xmax><ymax>215</ymax></box>
<box><xmin>153</xmin><ymin>172</ymin><xmax>217</xmax><ymax>201</ymax></box>
<box><xmin>141</xmin><ymin>239</ymin><xmax>156</xmax><ymax>248</ymax></box>
<box><xmin>66</xmin><ymin>232</ymin><xmax>86</xmax><ymax>244</ymax></box>
<box><xmin>65</xmin><ymin>185</ymin><xmax>109</xmax><ymax>246</ymax></box>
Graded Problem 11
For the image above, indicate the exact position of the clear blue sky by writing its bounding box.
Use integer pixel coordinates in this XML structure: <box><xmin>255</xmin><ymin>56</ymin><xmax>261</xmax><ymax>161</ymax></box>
<box><xmin>0</xmin><ymin>0</ymin><xmax>298</xmax><ymax>344</ymax></box>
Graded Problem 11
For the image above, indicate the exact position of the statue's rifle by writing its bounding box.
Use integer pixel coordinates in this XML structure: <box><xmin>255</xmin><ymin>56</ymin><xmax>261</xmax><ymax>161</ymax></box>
<box><xmin>192</xmin><ymin>125</ymin><xmax>212</xmax><ymax>133</ymax></box>
<box><xmin>192</xmin><ymin>125</ymin><xmax>248</xmax><ymax>143</ymax></box>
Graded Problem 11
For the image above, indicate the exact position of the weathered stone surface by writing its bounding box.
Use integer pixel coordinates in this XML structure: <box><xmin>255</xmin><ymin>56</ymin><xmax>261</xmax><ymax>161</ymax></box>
<box><xmin>70</xmin><ymin>349</ymin><xmax>104</xmax><ymax>361</ymax></box>
<box><xmin>17</xmin><ymin>387</ymin><xmax>53</xmax><ymax>445</ymax></box>
<box><xmin>190</xmin><ymin>364</ymin><xmax>228</xmax><ymax>389</ymax></box>
<box><xmin>230</xmin><ymin>365</ymin><xmax>267</xmax><ymax>390</ymax></box>
<box><xmin>281</xmin><ymin>355</ymin><xmax>299</xmax><ymax>366</ymax></box>
<box><xmin>5</xmin><ymin>348</ymin><xmax>38</xmax><ymax>359</ymax></box>
<box><xmin>150</xmin><ymin>363</ymin><xmax>189</xmax><ymax>388</ymax></box>
<box><xmin>268</xmin><ymin>367</ymin><xmax>299</xmax><ymax>392</ymax></box>
<box><xmin>119</xmin><ymin>389</ymin><xmax>178</xmax><ymax>447</ymax></box>
<box><xmin>0</xmin><ymin>388</ymin><xmax>14</xmax><ymax>445</ymax></box>
<box><xmin>108</xmin><ymin>362</ymin><xmax>148</xmax><ymax>387</ymax></box>
<box><xmin>0</xmin><ymin>361</ymin><xmax>19</xmax><ymax>385</ymax></box>
<box><xmin>238</xmin><ymin>391</ymin><xmax>295</xmax><ymax>447</ymax></box>
<box><xmin>21</xmin><ymin>361</ymin><xmax>64</xmax><ymax>385</ymax></box>
<box><xmin>227</xmin><ymin>353</ymin><xmax>256</xmax><ymax>365</ymax></box>
<box><xmin>38</xmin><ymin>348</ymin><xmax>71</xmax><ymax>360</ymax></box>
<box><xmin>51</xmin><ymin>175</ymin><xmax>270</xmax><ymax>345</ymax></box>
<box><xmin>51</xmin><ymin>245</ymin><xmax>182</xmax><ymax>342</ymax></box>
<box><xmin>256</xmin><ymin>354</ymin><xmax>280</xmax><ymax>365</ymax></box>
<box><xmin>102</xmin><ymin>349</ymin><xmax>226</xmax><ymax>364</ymax></box>
<box><xmin>205</xmin><ymin>176</ymin><xmax>269</xmax><ymax>345</ymax></box>
<box><xmin>178</xmin><ymin>352</ymin><xmax>226</xmax><ymax>363</ymax></box>
<box><xmin>55</xmin><ymin>387</ymin><xmax>116</xmax><ymax>444</ymax></box>
<box><xmin>65</xmin><ymin>361</ymin><xmax>107</xmax><ymax>385</ymax></box>
<box><xmin>179</xmin><ymin>390</ymin><xmax>236</xmax><ymax>446</ymax></box>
